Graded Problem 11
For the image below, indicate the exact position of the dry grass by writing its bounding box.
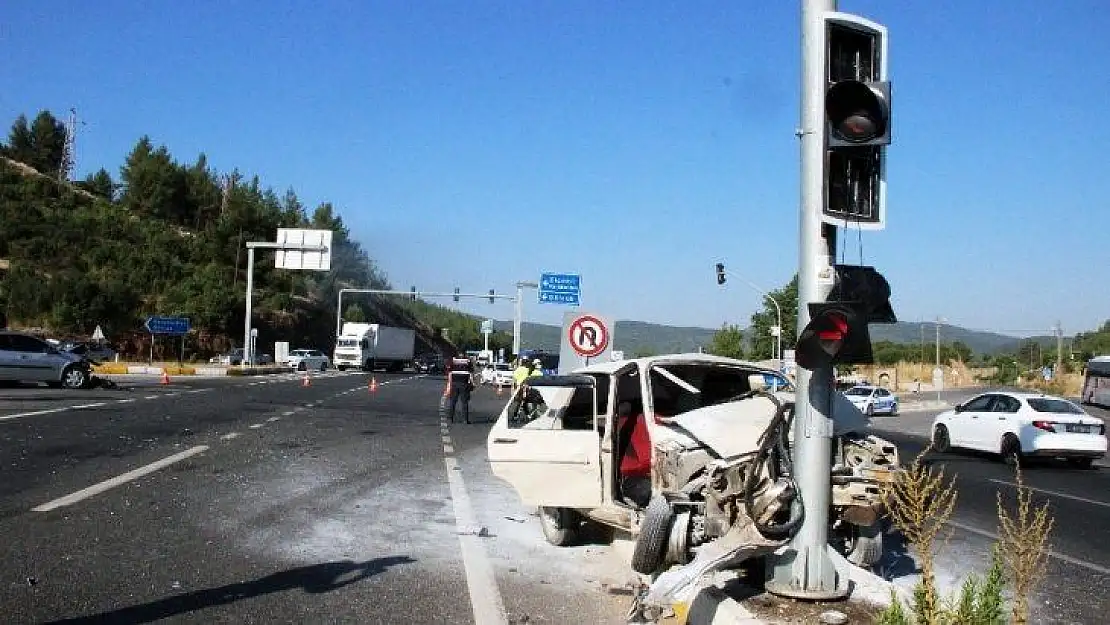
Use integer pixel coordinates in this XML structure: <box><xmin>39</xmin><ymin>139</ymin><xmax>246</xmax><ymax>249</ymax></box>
<box><xmin>876</xmin><ymin>448</ymin><xmax>1056</xmax><ymax>625</ymax></box>
<box><xmin>996</xmin><ymin>466</ymin><xmax>1054</xmax><ymax>625</ymax></box>
<box><xmin>880</xmin><ymin>444</ymin><xmax>958</xmax><ymax>623</ymax></box>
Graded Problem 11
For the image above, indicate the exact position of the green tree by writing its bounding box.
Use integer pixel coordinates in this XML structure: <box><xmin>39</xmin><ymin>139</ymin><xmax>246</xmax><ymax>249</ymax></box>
<box><xmin>79</xmin><ymin>168</ymin><xmax>116</xmax><ymax>201</ymax></box>
<box><xmin>707</xmin><ymin>323</ymin><xmax>746</xmax><ymax>359</ymax></box>
<box><xmin>747</xmin><ymin>274</ymin><xmax>798</xmax><ymax>360</ymax></box>
<box><xmin>2</xmin><ymin>111</ymin><xmax>67</xmax><ymax>176</ymax></box>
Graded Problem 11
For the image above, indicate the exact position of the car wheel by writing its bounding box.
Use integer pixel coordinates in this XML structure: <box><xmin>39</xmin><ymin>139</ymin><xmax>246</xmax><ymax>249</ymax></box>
<box><xmin>61</xmin><ymin>365</ymin><xmax>89</xmax><ymax>390</ymax></box>
<box><xmin>319</xmin><ymin>362</ymin><xmax>326</xmax><ymax>372</ymax></box>
<box><xmin>1001</xmin><ymin>435</ymin><xmax>1022</xmax><ymax>467</ymax></box>
<box><xmin>932</xmin><ymin>425</ymin><xmax>950</xmax><ymax>453</ymax></box>
<box><xmin>631</xmin><ymin>494</ymin><xmax>675</xmax><ymax>574</ymax></box>
<box><xmin>865</xmin><ymin>404</ymin><xmax>874</xmax><ymax>417</ymax></box>
<box><xmin>1068</xmin><ymin>457</ymin><xmax>1095</xmax><ymax>470</ymax></box>
<box><xmin>838</xmin><ymin>522</ymin><xmax>884</xmax><ymax>568</ymax></box>
<box><xmin>538</xmin><ymin>506</ymin><xmax>579</xmax><ymax>546</ymax></box>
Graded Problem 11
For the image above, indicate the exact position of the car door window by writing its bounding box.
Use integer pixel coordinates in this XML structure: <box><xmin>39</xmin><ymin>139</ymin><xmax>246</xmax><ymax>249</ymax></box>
<box><xmin>962</xmin><ymin>395</ymin><xmax>995</xmax><ymax>412</ymax></box>
<box><xmin>8</xmin><ymin>334</ymin><xmax>50</xmax><ymax>353</ymax></box>
<box><xmin>993</xmin><ymin>396</ymin><xmax>1020</xmax><ymax>413</ymax></box>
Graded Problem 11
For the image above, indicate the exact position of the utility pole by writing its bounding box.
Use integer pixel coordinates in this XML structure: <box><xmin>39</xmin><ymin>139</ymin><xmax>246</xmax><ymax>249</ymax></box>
<box><xmin>765</xmin><ymin>0</ymin><xmax>846</xmax><ymax>600</ymax></box>
<box><xmin>59</xmin><ymin>107</ymin><xmax>84</xmax><ymax>183</ymax></box>
<box><xmin>1055</xmin><ymin>321</ymin><xmax>1064</xmax><ymax>374</ymax></box>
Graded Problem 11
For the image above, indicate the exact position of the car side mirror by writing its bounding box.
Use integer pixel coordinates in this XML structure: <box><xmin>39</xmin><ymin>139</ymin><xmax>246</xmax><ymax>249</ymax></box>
<box><xmin>953</xmin><ymin>403</ymin><xmax>964</xmax><ymax>413</ymax></box>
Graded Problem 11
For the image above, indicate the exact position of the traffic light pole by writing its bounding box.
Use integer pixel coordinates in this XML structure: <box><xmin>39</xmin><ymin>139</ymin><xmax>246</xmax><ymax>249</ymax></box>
<box><xmin>765</xmin><ymin>0</ymin><xmax>850</xmax><ymax>600</ymax></box>
<box><xmin>336</xmin><ymin>287</ymin><xmax>519</xmax><ymax>349</ymax></box>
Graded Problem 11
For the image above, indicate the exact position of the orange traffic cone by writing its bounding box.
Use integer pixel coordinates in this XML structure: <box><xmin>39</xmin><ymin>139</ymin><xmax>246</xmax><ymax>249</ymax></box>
<box><xmin>302</xmin><ymin>371</ymin><xmax>311</xmax><ymax>387</ymax></box>
<box><xmin>369</xmin><ymin>377</ymin><xmax>378</xmax><ymax>393</ymax></box>
<box><xmin>160</xmin><ymin>369</ymin><xmax>170</xmax><ymax>385</ymax></box>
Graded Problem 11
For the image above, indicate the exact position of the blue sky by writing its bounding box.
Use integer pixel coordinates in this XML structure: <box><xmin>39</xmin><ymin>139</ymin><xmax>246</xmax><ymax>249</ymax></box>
<box><xmin>3</xmin><ymin>1</ymin><xmax>1108</xmax><ymax>337</ymax></box>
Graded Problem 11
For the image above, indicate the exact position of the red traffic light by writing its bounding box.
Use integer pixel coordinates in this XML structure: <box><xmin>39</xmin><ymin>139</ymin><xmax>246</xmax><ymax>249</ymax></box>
<box><xmin>826</xmin><ymin>80</ymin><xmax>890</xmax><ymax>145</ymax></box>
<box><xmin>796</xmin><ymin>304</ymin><xmax>872</xmax><ymax>370</ymax></box>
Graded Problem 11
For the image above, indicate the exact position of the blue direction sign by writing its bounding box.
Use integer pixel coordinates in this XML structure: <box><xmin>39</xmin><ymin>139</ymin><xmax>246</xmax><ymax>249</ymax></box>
<box><xmin>539</xmin><ymin>272</ymin><xmax>581</xmax><ymax>306</ymax></box>
<box><xmin>144</xmin><ymin>316</ymin><xmax>191</xmax><ymax>335</ymax></box>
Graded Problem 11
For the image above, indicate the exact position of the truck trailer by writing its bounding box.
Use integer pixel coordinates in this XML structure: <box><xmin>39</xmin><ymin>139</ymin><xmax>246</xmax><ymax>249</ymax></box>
<box><xmin>332</xmin><ymin>323</ymin><xmax>415</xmax><ymax>372</ymax></box>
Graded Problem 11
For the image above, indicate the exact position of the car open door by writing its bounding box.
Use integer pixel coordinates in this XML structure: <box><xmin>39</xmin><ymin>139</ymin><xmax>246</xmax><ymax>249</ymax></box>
<box><xmin>487</xmin><ymin>374</ymin><xmax>603</xmax><ymax>508</ymax></box>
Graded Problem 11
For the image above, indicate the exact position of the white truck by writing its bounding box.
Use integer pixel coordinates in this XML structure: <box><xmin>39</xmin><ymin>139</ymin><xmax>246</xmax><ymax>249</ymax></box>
<box><xmin>332</xmin><ymin>322</ymin><xmax>415</xmax><ymax>372</ymax></box>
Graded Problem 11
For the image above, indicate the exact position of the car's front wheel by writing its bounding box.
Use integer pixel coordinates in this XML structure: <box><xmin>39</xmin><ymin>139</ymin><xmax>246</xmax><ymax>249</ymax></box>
<box><xmin>933</xmin><ymin>424</ymin><xmax>951</xmax><ymax>453</ymax></box>
<box><xmin>61</xmin><ymin>365</ymin><xmax>89</xmax><ymax>390</ymax></box>
<box><xmin>538</xmin><ymin>506</ymin><xmax>579</xmax><ymax>546</ymax></box>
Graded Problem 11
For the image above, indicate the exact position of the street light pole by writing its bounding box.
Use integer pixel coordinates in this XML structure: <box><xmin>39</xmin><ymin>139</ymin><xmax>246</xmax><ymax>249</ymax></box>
<box><xmin>513</xmin><ymin>281</ymin><xmax>539</xmax><ymax>358</ymax></box>
<box><xmin>715</xmin><ymin>267</ymin><xmax>784</xmax><ymax>369</ymax></box>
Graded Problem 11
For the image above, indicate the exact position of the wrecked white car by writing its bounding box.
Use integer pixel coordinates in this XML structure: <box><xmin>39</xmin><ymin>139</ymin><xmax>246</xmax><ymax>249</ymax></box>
<box><xmin>486</xmin><ymin>354</ymin><xmax>900</xmax><ymax>589</ymax></box>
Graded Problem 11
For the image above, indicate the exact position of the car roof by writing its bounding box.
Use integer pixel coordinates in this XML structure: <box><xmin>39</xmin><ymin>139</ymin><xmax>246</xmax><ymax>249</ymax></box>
<box><xmin>527</xmin><ymin>374</ymin><xmax>597</xmax><ymax>388</ymax></box>
<box><xmin>973</xmin><ymin>390</ymin><xmax>1070</xmax><ymax>402</ymax></box>
<box><xmin>571</xmin><ymin>352</ymin><xmax>781</xmax><ymax>376</ymax></box>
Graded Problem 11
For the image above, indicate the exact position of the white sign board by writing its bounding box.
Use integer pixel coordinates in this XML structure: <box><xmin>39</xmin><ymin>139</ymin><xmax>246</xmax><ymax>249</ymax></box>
<box><xmin>275</xmin><ymin>341</ymin><xmax>290</xmax><ymax>364</ymax></box>
<box><xmin>559</xmin><ymin>311</ymin><xmax>613</xmax><ymax>373</ymax></box>
<box><xmin>92</xmin><ymin>325</ymin><xmax>106</xmax><ymax>342</ymax></box>
<box><xmin>275</xmin><ymin>228</ymin><xmax>333</xmax><ymax>271</ymax></box>
<box><xmin>480</xmin><ymin>319</ymin><xmax>494</xmax><ymax>335</ymax></box>
<box><xmin>932</xmin><ymin>366</ymin><xmax>945</xmax><ymax>391</ymax></box>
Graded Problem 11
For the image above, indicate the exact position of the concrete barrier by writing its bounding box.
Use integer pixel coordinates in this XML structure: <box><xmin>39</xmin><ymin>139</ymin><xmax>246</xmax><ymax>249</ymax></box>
<box><xmin>91</xmin><ymin>363</ymin><xmax>290</xmax><ymax>377</ymax></box>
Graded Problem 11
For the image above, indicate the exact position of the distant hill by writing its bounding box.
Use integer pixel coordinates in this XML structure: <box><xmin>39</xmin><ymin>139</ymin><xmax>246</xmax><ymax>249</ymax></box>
<box><xmin>495</xmin><ymin>318</ymin><xmax>1049</xmax><ymax>358</ymax></box>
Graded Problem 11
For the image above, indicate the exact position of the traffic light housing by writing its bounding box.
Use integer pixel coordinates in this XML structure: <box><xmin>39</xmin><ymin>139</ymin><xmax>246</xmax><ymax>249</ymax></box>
<box><xmin>715</xmin><ymin>263</ymin><xmax>726</xmax><ymax>285</ymax></box>
<box><xmin>822</xmin><ymin>12</ymin><xmax>890</xmax><ymax>230</ymax></box>
<box><xmin>795</xmin><ymin>264</ymin><xmax>895</xmax><ymax>370</ymax></box>
<box><xmin>488</xmin><ymin>289</ymin><xmax>495</xmax><ymax>304</ymax></box>
<box><xmin>453</xmin><ymin>287</ymin><xmax>460</xmax><ymax>303</ymax></box>
<box><xmin>410</xmin><ymin>286</ymin><xmax>417</xmax><ymax>301</ymax></box>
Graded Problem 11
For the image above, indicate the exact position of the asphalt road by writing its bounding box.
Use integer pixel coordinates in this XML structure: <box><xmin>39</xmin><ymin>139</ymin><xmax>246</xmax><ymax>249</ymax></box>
<box><xmin>868</xmin><ymin>389</ymin><xmax>1110</xmax><ymax>625</ymax></box>
<box><xmin>0</xmin><ymin>371</ymin><xmax>635</xmax><ymax>625</ymax></box>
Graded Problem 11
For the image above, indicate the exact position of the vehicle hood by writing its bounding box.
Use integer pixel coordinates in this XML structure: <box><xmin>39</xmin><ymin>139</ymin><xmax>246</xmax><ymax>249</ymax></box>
<box><xmin>660</xmin><ymin>392</ymin><xmax>869</xmax><ymax>459</ymax></box>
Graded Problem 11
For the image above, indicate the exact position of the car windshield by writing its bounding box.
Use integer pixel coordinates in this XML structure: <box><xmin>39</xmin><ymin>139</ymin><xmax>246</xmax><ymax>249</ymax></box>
<box><xmin>1026</xmin><ymin>398</ymin><xmax>1084</xmax><ymax>414</ymax></box>
<box><xmin>292</xmin><ymin>350</ymin><xmax>312</xmax><ymax>356</ymax></box>
<box><xmin>844</xmin><ymin>387</ymin><xmax>873</xmax><ymax>397</ymax></box>
<box><xmin>509</xmin><ymin>384</ymin><xmax>595</xmax><ymax>430</ymax></box>
<box><xmin>336</xmin><ymin>339</ymin><xmax>358</xmax><ymax>348</ymax></box>
<box><xmin>647</xmin><ymin>362</ymin><xmax>770</xmax><ymax>417</ymax></box>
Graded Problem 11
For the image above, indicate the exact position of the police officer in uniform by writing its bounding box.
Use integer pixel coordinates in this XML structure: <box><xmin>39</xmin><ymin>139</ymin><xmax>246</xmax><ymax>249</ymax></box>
<box><xmin>446</xmin><ymin>351</ymin><xmax>474</xmax><ymax>424</ymax></box>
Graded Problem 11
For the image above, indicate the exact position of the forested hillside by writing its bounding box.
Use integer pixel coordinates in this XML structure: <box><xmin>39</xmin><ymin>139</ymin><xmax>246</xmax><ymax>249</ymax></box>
<box><xmin>0</xmin><ymin>110</ymin><xmax>511</xmax><ymax>359</ymax></box>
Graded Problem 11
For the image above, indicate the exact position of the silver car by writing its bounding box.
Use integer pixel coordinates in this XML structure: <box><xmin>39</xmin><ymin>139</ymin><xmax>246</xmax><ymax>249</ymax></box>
<box><xmin>0</xmin><ymin>331</ymin><xmax>94</xmax><ymax>389</ymax></box>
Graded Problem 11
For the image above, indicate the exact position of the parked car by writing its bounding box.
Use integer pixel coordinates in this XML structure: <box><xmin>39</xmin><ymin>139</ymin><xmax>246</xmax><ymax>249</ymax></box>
<box><xmin>480</xmin><ymin>362</ymin><xmax>514</xmax><ymax>387</ymax></box>
<box><xmin>842</xmin><ymin>384</ymin><xmax>899</xmax><ymax>416</ymax></box>
<box><xmin>932</xmin><ymin>391</ymin><xmax>1107</xmax><ymax>468</ymax></box>
<box><xmin>210</xmin><ymin>349</ymin><xmax>245</xmax><ymax>366</ymax></box>
<box><xmin>414</xmin><ymin>353</ymin><xmax>445</xmax><ymax>374</ymax></box>
<box><xmin>286</xmin><ymin>349</ymin><xmax>329</xmax><ymax>371</ymax></box>
<box><xmin>486</xmin><ymin>353</ymin><xmax>900</xmax><ymax>608</ymax></box>
<box><xmin>0</xmin><ymin>330</ymin><xmax>94</xmax><ymax>389</ymax></box>
<box><xmin>59</xmin><ymin>341</ymin><xmax>117</xmax><ymax>364</ymax></box>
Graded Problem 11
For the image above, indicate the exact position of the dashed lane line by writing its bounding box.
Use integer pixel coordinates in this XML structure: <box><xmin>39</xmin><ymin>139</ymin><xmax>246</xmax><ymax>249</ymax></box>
<box><xmin>0</xmin><ymin>407</ymin><xmax>70</xmax><ymax>422</ymax></box>
<box><xmin>32</xmin><ymin>445</ymin><xmax>210</xmax><ymax>512</ymax></box>
<box><xmin>948</xmin><ymin>519</ymin><xmax>1110</xmax><ymax>575</ymax></box>
<box><xmin>987</xmin><ymin>478</ymin><xmax>1110</xmax><ymax>509</ymax></box>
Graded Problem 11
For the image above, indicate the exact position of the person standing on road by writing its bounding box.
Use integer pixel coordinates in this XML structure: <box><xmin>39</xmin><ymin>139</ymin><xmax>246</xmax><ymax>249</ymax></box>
<box><xmin>446</xmin><ymin>351</ymin><xmax>474</xmax><ymax>424</ymax></box>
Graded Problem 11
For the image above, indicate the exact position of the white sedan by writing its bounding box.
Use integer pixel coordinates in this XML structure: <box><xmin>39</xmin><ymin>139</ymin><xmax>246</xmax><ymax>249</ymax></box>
<box><xmin>932</xmin><ymin>391</ymin><xmax>1107</xmax><ymax>469</ymax></box>
<box><xmin>481</xmin><ymin>362</ymin><xmax>514</xmax><ymax>387</ymax></box>
<box><xmin>842</xmin><ymin>385</ymin><xmax>899</xmax><ymax>416</ymax></box>
<box><xmin>286</xmin><ymin>349</ymin><xmax>330</xmax><ymax>372</ymax></box>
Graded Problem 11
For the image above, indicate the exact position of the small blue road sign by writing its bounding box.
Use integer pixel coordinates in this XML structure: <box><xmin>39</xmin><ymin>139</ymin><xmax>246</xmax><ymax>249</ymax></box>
<box><xmin>144</xmin><ymin>316</ymin><xmax>191</xmax><ymax>335</ymax></box>
<box><xmin>539</xmin><ymin>272</ymin><xmax>581</xmax><ymax>306</ymax></box>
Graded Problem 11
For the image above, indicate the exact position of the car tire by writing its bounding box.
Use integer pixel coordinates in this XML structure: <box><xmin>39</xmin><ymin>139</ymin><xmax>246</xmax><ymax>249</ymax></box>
<box><xmin>932</xmin><ymin>425</ymin><xmax>950</xmax><ymax>453</ymax></box>
<box><xmin>61</xmin><ymin>365</ymin><xmax>89</xmax><ymax>390</ymax></box>
<box><xmin>1001</xmin><ymin>435</ymin><xmax>1022</xmax><ymax>467</ymax></box>
<box><xmin>865</xmin><ymin>404</ymin><xmax>874</xmax><ymax>417</ymax></box>
<box><xmin>539</xmin><ymin>506</ymin><xmax>579</xmax><ymax>547</ymax></box>
<box><xmin>319</xmin><ymin>362</ymin><xmax>326</xmax><ymax>372</ymax></box>
<box><xmin>631</xmin><ymin>494</ymin><xmax>675</xmax><ymax>575</ymax></box>
<box><xmin>842</xmin><ymin>522</ymin><xmax>884</xmax><ymax>568</ymax></box>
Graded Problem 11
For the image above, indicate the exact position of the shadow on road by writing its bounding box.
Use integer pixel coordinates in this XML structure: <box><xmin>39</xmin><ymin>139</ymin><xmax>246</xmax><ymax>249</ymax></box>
<box><xmin>43</xmin><ymin>556</ymin><xmax>415</xmax><ymax>625</ymax></box>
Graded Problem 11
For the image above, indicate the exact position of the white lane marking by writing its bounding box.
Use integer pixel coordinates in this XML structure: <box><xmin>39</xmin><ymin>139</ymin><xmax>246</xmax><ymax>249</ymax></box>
<box><xmin>116</xmin><ymin>399</ymin><xmax>137</xmax><ymax>404</ymax></box>
<box><xmin>221</xmin><ymin>432</ymin><xmax>240</xmax><ymax>440</ymax></box>
<box><xmin>948</xmin><ymin>519</ymin><xmax>1110</xmax><ymax>575</ymax></box>
<box><xmin>71</xmin><ymin>402</ymin><xmax>106</xmax><ymax>410</ymax></box>
<box><xmin>267</xmin><ymin>416</ymin><xmax>280</xmax><ymax>422</ymax></box>
<box><xmin>988</xmin><ymin>478</ymin><xmax>1110</xmax><ymax>509</ymax></box>
<box><xmin>186</xmin><ymin>388</ymin><xmax>212</xmax><ymax>394</ymax></box>
<box><xmin>441</xmin><ymin>436</ymin><xmax>508</xmax><ymax>624</ymax></box>
<box><xmin>0</xmin><ymin>407</ymin><xmax>70</xmax><ymax>422</ymax></box>
<box><xmin>282</xmin><ymin>411</ymin><xmax>296</xmax><ymax>416</ymax></box>
<box><xmin>144</xmin><ymin>395</ymin><xmax>159</xmax><ymax>400</ymax></box>
<box><xmin>249</xmin><ymin>423</ymin><xmax>263</xmax><ymax>429</ymax></box>
<box><xmin>32</xmin><ymin>445</ymin><xmax>210</xmax><ymax>512</ymax></box>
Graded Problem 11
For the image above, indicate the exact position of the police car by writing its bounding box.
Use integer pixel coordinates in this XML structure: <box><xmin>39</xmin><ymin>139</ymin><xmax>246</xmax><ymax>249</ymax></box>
<box><xmin>842</xmin><ymin>384</ymin><xmax>899</xmax><ymax>416</ymax></box>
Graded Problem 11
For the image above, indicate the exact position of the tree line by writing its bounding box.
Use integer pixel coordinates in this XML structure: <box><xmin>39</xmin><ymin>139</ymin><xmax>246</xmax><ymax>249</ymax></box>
<box><xmin>0</xmin><ymin>109</ymin><xmax>510</xmax><ymax>358</ymax></box>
